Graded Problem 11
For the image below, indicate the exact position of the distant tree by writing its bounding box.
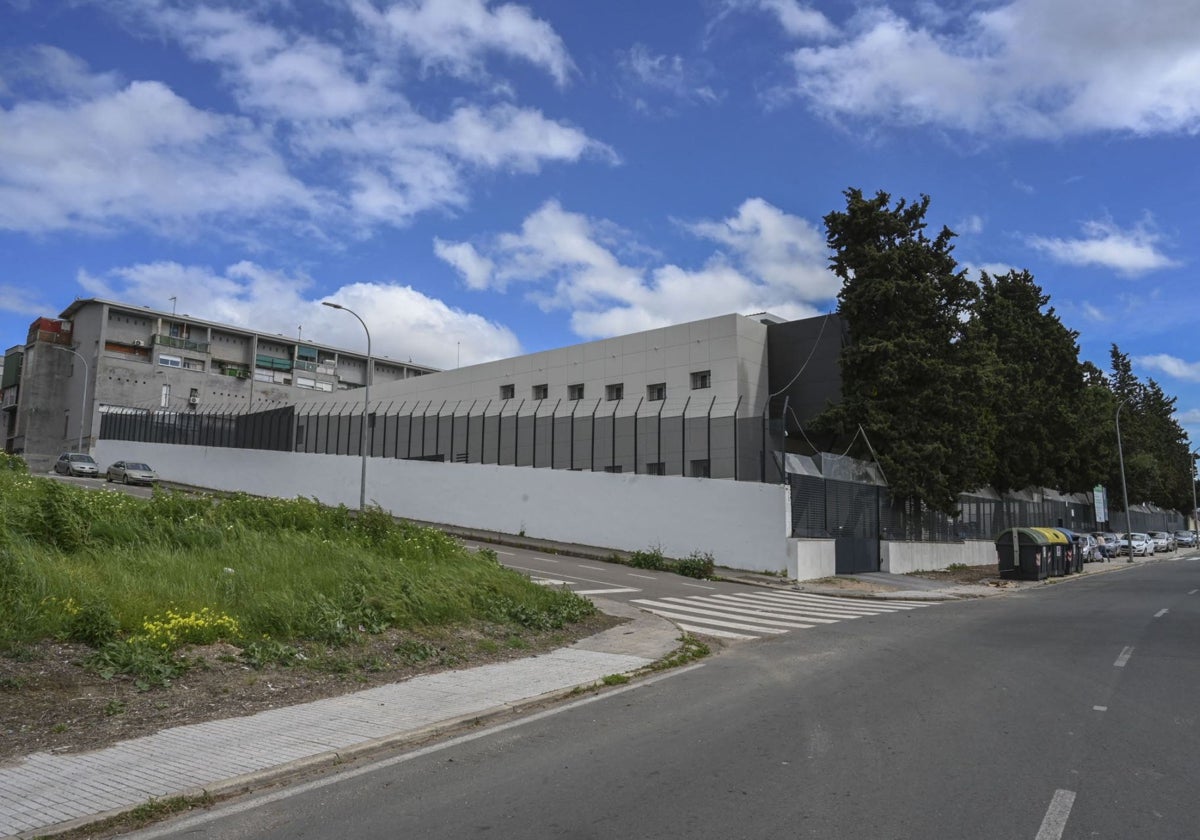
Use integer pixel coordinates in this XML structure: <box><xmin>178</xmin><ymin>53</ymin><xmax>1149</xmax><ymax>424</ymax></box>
<box><xmin>815</xmin><ymin>189</ymin><xmax>991</xmax><ymax>514</ymax></box>
<box><xmin>970</xmin><ymin>270</ymin><xmax>1087</xmax><ymax>493</ymax></box>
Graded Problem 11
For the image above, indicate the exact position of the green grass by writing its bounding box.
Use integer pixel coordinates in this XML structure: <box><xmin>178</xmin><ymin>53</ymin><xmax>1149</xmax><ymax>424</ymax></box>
<box><xmin>0</xmin><ymin>465</ymin><xmax>595</xmax><ymax>680</ymax></box>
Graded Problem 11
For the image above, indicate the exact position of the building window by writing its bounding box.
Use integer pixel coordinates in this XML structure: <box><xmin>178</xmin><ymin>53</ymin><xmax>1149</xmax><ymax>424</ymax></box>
<box><xmin>183</xmin><ymin>358</ymin><xmax>204</xmax><ymax>371</ymax></box>
<box><xmin>647</xmin><ymin>462</ymin><xmax>666</xmax><ymax>475</ymax></box>
<box><xmin>690</xmin><ymin>459</ymin><xmax>711</xmax><ymax>478</ymax></box>
<box><xmin>568</xmin><ymin>383</ymin><xmax>585</xmax><ymax>400</ymax></box>
<box><xmin>500</xmin><ymin>384</ymin><xmax>515</xmax><ymax>400</ymax></box>
<box><xmin>532</xmin><ymin>383</ymin><xmax>548</xmax><ymax>400</ymax></box>
<box><xmin>605</xmin><ymin>383</ymin><xmax>624</xmax><ymax>401</ymax></box>
<box><xmin>158</xmin><ymin>354</ymin><xmax>182</xmax><ymax>368</ymax></box>
<box><xmin>604</xmin><ymin>465</ymin><xmax>623</xmax><ymax>474</ymax></box>
<box><xmin>160</xmin><ymin>384</ymin><xmax>170</xmax><ymax>408</ymax></box>
<box><xmin>691</xmin><ymin>370</ymin><xmax>711</xmax><ymax>390</ymax></box>
<box><xmin>647</xmin><ymin>382</ymin><xmax>666</xmax><ymax>401</ymax></box>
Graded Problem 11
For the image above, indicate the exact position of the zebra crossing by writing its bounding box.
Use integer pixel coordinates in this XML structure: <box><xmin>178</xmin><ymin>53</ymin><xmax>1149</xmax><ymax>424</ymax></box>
<box><xmin>630</xmin><ymin>589</ymin><xmax>936</xmax><ymax>640</ymax></box>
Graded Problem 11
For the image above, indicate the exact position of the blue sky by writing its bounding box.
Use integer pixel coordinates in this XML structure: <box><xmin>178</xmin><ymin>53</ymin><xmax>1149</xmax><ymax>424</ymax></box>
<box><xmin>3</xmin><ymin>0</ymin><xmax>1200</xmax><ymax>437</ymax></box>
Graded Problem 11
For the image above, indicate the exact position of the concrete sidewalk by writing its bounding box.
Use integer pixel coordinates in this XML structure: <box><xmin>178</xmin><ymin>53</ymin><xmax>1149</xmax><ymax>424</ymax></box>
<box><xmin>0</xmin><ymin>601</ymin><xmax>680</xmax><ymax>839</ymax></box>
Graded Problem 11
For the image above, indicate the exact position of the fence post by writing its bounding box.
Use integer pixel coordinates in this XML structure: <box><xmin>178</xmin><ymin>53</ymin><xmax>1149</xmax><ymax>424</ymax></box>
<box><xmin>680</xmin><ymin>396</ymin><xmax>691</xmax><ymax>476</ymax></box>
<box><xmin>732</xmin><ymin>395</ymin><xmax>742</xmax><ymax>481</ymax></box>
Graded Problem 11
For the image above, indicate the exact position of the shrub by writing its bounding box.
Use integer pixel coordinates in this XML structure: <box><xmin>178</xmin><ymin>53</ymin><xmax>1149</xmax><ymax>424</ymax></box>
<box><xmin>87</xmin><ymin>638</ymin><xmax>189</xmax><ymax>689</ymax></box>
<box><xmin>67</xmin><ymin>600</ymin><xmax>121</xmax><ymax>647</ymax></box>
<box><xmin>675</xmin><ymin>551</ymin><xmax>715</xmax><ymax>580</ymax></box>
<box><xmin>628</xmin><ymin>547</ymin><xmax>668</xmax><ymax>571</ymax></box>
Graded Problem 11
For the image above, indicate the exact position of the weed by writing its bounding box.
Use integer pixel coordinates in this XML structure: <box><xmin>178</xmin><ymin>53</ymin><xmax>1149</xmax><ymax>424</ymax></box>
<box><xmin>675</xmin><ymin>551</ymin><xmax>715</xmax><ymax>580</ymax></box>
<box><xmin>628</xmin><ymin>547</ymin><xmax>668</xmax><ymax>571</ymax></box>
<box><xmin>67</xmin><ymin>600</ymin><xmax>120</xmax><ymax>647</ymax></box>
<box><xmin>87</xmin><ymin>638</ymin><xmax>189</xmax><ymax>689</ymax></box>
<box><xmin>601</xmin><ymin>673</ymin><xmax>630</xmax><ymax>686</ymax></box>
<box><xmin>0</xmin><ymin>676</ymin><xmax>26</xmax><ymax>691</ymax></box>
<box><xmin>394</xmin><ymin>639</ymin><xmax>439</xmax><ymax>664</ymax></box>
<box><xmin>240</xmin><ymin>638</ymin><xmax>300</xmax><ymax>670</ymax></box>
<box><xmin>104</xmin><ymin>700</ymin><xmax>126</xmax><ymax>717</ymax></box>
<box><xmin>51</xmin><ymin>723</ymin><xmax>68</xmax><ymax>733</ymax></box>
<box><xmin>650</xmin><ymin>635</ymin><xmax>711</xmax><ymax>671</ymax></box>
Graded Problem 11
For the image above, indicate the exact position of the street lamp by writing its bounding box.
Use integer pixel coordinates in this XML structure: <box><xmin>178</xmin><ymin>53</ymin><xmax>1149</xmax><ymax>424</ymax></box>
<box><xmin>1191</xmin><ymin>450</ymin><xmax>1198</xmax><ymax>552</ymax></box>
<box><xmin>52</xmin><ymin>345</ymin><xmax>90</xmax><ymax>452</ymax></box>
<box><xmin>322</xmin><ymin>302</ymin><xmax>371</xmax><ymax>511</ymax></box>
<box><xmin>1115</xmin><ymin>399</ymin><xmax>1134</xmax><ymax>564</ymax></box>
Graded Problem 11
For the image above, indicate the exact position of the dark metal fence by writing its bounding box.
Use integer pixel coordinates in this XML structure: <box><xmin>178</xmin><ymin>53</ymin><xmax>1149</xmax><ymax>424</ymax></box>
<box><xmin>788</xmin><ymin>474</ymin><xmax>1184</xmax><ymax>542</ymax></box>
<box><xmin>100</xmin><ymin>399</ymin><xmax>766</xmax><ymax>480</ymax></box>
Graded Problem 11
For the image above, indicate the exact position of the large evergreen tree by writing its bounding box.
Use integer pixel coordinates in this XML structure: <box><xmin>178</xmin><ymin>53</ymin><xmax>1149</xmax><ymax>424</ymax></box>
<box><xmin>816</xmin><ymin>189</ymin><xmax>992</xmax><ymax>514</ymax></box>
<box><xmin>970</xmin><ymin>270</ymin><xmax>1087</xmax><ymax>493</ymax></box>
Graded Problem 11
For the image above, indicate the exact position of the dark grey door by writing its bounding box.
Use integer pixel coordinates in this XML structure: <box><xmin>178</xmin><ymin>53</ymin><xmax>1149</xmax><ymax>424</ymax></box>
<box><xmin>828</xmin><ymin>480</ymin><xmax>880</xmax><ymax>574</ymax></box>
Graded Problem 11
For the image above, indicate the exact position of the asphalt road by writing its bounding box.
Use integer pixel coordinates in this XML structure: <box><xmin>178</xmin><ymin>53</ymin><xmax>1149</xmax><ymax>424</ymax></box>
<box><xmin>129</xmin><ymin>556</ymin><xmax>1200</xmax><ymax>840</ymax></box>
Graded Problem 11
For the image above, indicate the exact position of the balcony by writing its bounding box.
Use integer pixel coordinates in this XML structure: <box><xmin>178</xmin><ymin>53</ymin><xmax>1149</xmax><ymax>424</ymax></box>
<box><xmin>255</xmin><ymin>354</ymin><xmax>292</xmax><ymax>372</ymax></box>
<box><xmin>154</xmin><ymin>334</ymin><xmax>210</xmax><ymax>353</ymax></box>
<box><xmin>32</xmin><ymin>330</ymin><xmax>72</xmax><ymax>346</ymax></box>
<box><xmin>294</xmin><ymin>359</ymin><xmax>318</xmax><ymax>372</ymax></box>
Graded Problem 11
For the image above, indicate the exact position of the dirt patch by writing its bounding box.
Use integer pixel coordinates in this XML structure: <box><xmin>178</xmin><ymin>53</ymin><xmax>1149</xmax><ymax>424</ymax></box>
<box><xmin>906</xmin><ymin>564</ymin><xmax>1001</xmax><ymax>585</ymax></box>
<box><xmin>0</xmin><ymin>612</ymin><xmax>621</xmax><ymax>764</ymax></box>
<box><xmin>801</xmin><ymin>576</ymin><xmax>899</xmax><ymax>593</ymax></box>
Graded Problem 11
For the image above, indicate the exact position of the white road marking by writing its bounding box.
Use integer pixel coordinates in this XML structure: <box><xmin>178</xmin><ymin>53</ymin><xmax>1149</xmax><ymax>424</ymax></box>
<box><xmin>1189</xmin><ymin>588</ymin><xmax>1198</xmax><ymax>595</ymax></box>
<box><xmin>685</xmin><ymin>596</ymin><xmax>842</xmax><ymax>624</ymax></box>
<box><xmin>675</xmin><ymin>623</ymin><xmax>756</xmax><ymax>640</ymax></box>
<box><xmin>637</xmin><ymin>599</ymin><xmax>817</xmax><ymax>629</ymax></box>
<box><xmin>573</xmin><ymin>588</ymin><xmax>641</xmax><ymax>595</ymax></box>
<box><xmin>1154</xmin><ymin>608</ymin><xmax>1168</xmax><ymax>618</ymax></box>
<box><xmin>534</xmin><ymin>556</ymin><xmax>559</xmax><ymax>563</ymax></box>
<box><xmin>1114</xmin><ymin>646</ymin><xmax>1134</xmax><ymax>667</ymax></box>
<box><xmin>719</xmin><ymin>592</ymin><xmax>881</xmax><ymax>619</ymax></box>
<box><xmin>627</xmin><ymin>573</ymin><xmax>658</xmax><ymax>580</ymax></box>
<box><xmin>680</xmin><ymin>581</ymin><xmax>716</xmax><ymax>590</ymax></box>
<box><xmin>1093</xmin><ymin>705</ymin><xmax>1107</xmax><ymax>712</ymax></box>
<box><xmin>629</xmin><ymin>605</ymin><xmax>789</xmax><ymax>635</ymax></box>
<box><xmin>533</xmin><ymin>579</ymin><xmax>571</xmax><ymax>587</ymax></box>
<box><xmin>578</xmin><ymin>565</ymin><xmax>603</xmax><ymax>571</ymax></box>
<box><xmin>1034</xmin><ymin>789</ymin><xmax>1076</xmax><ymax>840</ymax></box>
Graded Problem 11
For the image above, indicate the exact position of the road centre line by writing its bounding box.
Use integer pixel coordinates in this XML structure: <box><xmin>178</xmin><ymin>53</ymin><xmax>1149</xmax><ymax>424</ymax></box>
<box><xmin>680</xmin><ymin>581</ymin><xmax>716</xmax><ymax>589</ymax></box>
<box><xmin>1093</xmin><ymin>706</ymin><xmax>1107</xmax><ymax>711</ymax></box>
<box><xmin>534</xmin><ymin>556</ymin><xmax>559</xmax><ymax>563</ymax></box>
<box><xmin>1034</xmin><ymin>789</ymin><xmax>1076</xmax><ymax>840</ymax></box>
<box><xmin>578</xmin><ymin>565</ymin><xmax>603</xmax><ymax>570</ymax></box>
<box><xmin>627</xmin><ymin>573</ymin><xmax>658</xmax><ymax>580</ymax></box>
<box><xmin>1154</xmin><ymin>608</ymin><xmax>1168</xmax><ymax>618</ymax></box>
<box><xmin>1189</xmin><ymin>589</ymin><xmax>1198</xmax><ymax>595</ymax></box>
<box><xmin>1114</xmin><ymin>646</ymin><xmax>1134</xmax><ymax>667</ymax></box>
<box><xmin>573</xmin><ymin>588</ymin><xmax>641</xmax><ymax>595</ymax></box>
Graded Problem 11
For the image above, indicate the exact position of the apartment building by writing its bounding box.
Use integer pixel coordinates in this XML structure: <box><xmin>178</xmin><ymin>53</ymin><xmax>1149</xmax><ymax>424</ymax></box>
<box><xmin>1</xmin><ymin>298</ymin><xmax>435</xmax><ymax>469</ymax></box>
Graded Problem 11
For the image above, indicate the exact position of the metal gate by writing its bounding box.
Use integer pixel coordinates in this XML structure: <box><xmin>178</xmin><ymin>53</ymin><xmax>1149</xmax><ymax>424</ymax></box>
<box><xmin>827</xmin><ymin>479</ymin><xmax>880</xmax><ymax>574</ymax></box>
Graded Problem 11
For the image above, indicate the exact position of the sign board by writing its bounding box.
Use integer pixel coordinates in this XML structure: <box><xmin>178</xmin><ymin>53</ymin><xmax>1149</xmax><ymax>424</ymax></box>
<box><xmin>1093</xmin><ymin>485</ymin><xmax>1109</xmax><ymax>525</ymax></box>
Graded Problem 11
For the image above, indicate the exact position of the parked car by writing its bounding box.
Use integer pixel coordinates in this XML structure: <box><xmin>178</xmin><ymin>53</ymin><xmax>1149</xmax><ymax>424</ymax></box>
<box><xmin>1090</xmin><ymin>532</ymin><xmax>1117</xmax><ymax>559</ymax></box>
<box><xmin>1148</xmin><ymin>531</ymin><xmax>1176</xmax><ymax>552</ymax></box>
<box><xmin>1173</xmin><ymin>530</ymin><xmax>1197</xmax><ymax>548</ymax></box>
<box><xmin>53</xmin><ymin>452</ymin><xmax>99</xmax><ymax>477</ymax></box>
<box><xmin>1073</xmin><ymin>533</ymin><xmax>1099</xmax><ymax>562</ymax></box>
<box><xmin>105</xmin><ymin>460</ymin><xmax>158</xmax><ymax>486</ymax></box>
<box><xmin>1117</xmin><ymin>532</ymin><xmax>1154</xmax><ymax>557</ymax></box>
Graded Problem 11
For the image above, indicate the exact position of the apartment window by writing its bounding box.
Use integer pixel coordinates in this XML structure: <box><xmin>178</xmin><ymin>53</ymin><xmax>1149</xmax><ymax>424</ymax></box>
<box><xmin>604</xmin><ymin>465</ymin><xmax>623</xmax><ymax>474</ymax></box>
<box><xmin>532</xmin><ymin>383</ymin><xmax>548</xmax><ymax>400</ymax></box>
<box><xmin>568</xmin><ymin>383</ymin><xmax>585</xmax><ymax>400</ymax></box>
<box><xmin>606</xmin><ymin>383</ymin><xmax>624</xmax><ymax>401</ymax></box>
<box><xmin>158</xmin><ymin>354</ymin><xmax>182</xmax><ymax>368</ymax></box>
<box><xmin>691</xmin><ymin>370</ymin><xmax>711</xmax><ymax>390</ymax></box>
<box><xmin>690</xmin><ymin>459</ymin><xmax>711</xmax><ymax>478</ymax></box>
<box><xmin>183</xmin><ymin>358</ymin><xmax>204</xmax><ymax>371</ymax></box>
<box><xmin>500</xmin><ymin>384</ymin><xmax>515</xmax><ymax>400</ymax></box>
<box><xmin>647</xmin><ymin>462</ymin><xmax>666</xmax><ymax>476</ymax></box>
<box><xmin>160</xmin><ymin>384</ymin><xmax>170</xmax><ymax>408</ymax></box>
<box><xmin>647</xmin><ymin>382</ymin><xmax>666</xmax><ymax>401</ymax></box>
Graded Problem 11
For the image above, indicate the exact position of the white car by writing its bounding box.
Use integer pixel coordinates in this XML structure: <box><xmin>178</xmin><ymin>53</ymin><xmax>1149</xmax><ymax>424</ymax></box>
<box><xmin>1148</xmin><ymin>531</ymin><xmax>1175</xmax><ymax>553</ymax></box>
<box><xmin>1117</xmin><ymin>533</ymin><xmax>1154</xmax><ymax>557</ymax></box>
<box><xmin>53</xmin><ymin>452</ymin><xmax>99</xmax><ymax>477</ymax></box>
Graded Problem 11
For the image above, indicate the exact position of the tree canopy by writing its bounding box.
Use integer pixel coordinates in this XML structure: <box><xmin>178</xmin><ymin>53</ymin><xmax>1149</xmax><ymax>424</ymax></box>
<box><xmin>813</xmin><ymin>187</ymin><xmax>1193</xmax><ymax>517</ymax></box>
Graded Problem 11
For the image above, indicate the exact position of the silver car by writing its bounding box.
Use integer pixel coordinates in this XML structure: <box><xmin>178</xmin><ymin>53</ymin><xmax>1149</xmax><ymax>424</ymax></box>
<box><xmin>1148</xmin><ymin>531</ymin><xmax>1175</xmax><ymax>552</ymax></box>
<box><xmin>53</xmin><ymin>452</ymin><xmax>99</xmax><ymax>477</ymax></box>
<box><xmin>105</xmin><ymin>460</ymin><xmax>158</xmax><ymax>486</ymax></box>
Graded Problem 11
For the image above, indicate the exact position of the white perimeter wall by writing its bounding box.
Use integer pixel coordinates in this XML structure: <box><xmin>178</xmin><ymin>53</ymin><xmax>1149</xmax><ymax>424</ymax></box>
<box><xmin>96</xmin><ymin>441</ymin><xmax>796</xmax><ymax>575</ymax></box>
<box><xmin>881</xmin><ymin>540</ymin><xmax>996</xmax><ymax>574</ymax></box>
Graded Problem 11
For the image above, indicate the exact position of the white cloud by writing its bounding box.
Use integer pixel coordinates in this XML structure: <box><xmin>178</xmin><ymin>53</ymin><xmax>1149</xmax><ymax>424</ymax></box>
<box><xmin>1027</xmin><ymin>218</ymin><xmax>1179</xmax><ymax>275</ymax></box>
<box><xmin>0</xmin><ymin>283</ymin><xmax>54</xmax><ymax>317</ymax></box>
<box><xmin>956</xmin><ymin>214</ymin><xmax>984</xmax><ymax>235</ymax></box>
<box><xmin>351</xmin><ymin>0</ymin><xmax>575</xmax><ymax>86</ymax></box>
<box><xmin>778</xmin><ymin>1</ymin><xmax>1200</xmax><ymax>138</ymax></box>
<box><xmin>0</xmin><ymin>80</ymin><xmax>315</xmax><ymax>234</ymax></box>
<box><xmin>0</xmin><ymin>6</ymin><xmax>609</xmax><ymax>236</ymax></box>
<box><xmin>434</xmin><ymin>199</ymin><xmax>836</xmax><ymax>339</ymax></box>
<box><xmin>616</xmin><ymin>44</ymin><xmax>721</xmax><ymax>113</ymax></box>
<box><xmin>723</xmin><ymin>0</ymin><xmax>836</xmax><ymax>40</ymax></box>
<box><xmin>78</xmin><ymin>260</ymin><xmax>521</xmax><ymax>368</ymax></box>
<box><xmin>1137</xmin><ymin>354</ymin><xmax>1200</xmax><ymax>383</ymax></box>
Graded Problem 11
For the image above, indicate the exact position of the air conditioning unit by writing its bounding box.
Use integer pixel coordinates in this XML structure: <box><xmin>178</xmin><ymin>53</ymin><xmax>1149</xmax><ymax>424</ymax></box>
<box><xmin>132</xmin><ymin>340</ymin><xmax>145</xmax><ymax>347</ymax></box>
<box><xmin>188</xmin><ymin>396</ymin><xmax>199</xmax><ymax>406</ymax></box>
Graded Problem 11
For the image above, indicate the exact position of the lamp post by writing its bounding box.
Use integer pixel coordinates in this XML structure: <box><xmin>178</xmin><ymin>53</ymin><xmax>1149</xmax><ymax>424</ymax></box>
<box><xmin>52</xmin><ymin>345</ymin><xmax>90</xmax><ymax>452</ymax></box>
<box><xmin>1191</xmin><ymin>450</ymin><xmax>1198</xmax><ymax>552</ymax></box>
<box><xmin>1115</xmin><ymin>399</ymin><xmax>1134</xmax><ymax>564</ymax></box>
<box><xmin>322</xmin><ymin>302</ymin><xmax>371</xmax><ymax>511</ymax></box>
